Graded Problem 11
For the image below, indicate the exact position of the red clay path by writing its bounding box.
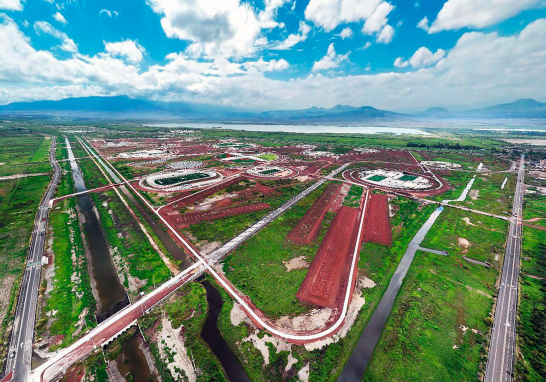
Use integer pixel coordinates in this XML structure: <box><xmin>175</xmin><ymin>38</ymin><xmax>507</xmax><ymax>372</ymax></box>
<box><xmin>287</xmin><ymin>183</ymin><xmax>341</xmax><ymax>244</ymax></box>
<box><xmin>363</xmin><ymin>193</ymin><xmax>393</xmax><ymax>246</ymax></box>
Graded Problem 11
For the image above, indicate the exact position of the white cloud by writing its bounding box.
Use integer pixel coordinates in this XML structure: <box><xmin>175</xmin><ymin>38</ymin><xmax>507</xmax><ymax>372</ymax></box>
<box><xmin>338</xmin><ymin>27</ymin><xmax>353</xmax><ymax>39</ymax></box>
<box><xmin>377</xmin><ymin>24</ymin><xmax>394</xmax><ymax>43</ymax></box>
<box><xmin>429</xmin><ymin>0</ymin><xmax>543</xmax><ymax>33</ymax></box>
<box><xmin>312</xmin><ymin>43</ymin><xmax>350</xmax><ymax>71</ymax></box>
<box><xmin>417</xmin><ymin>16</ymin><xmax>429</xmax><ymax>31</ymax></box>
<box><xmin>104</xmin><ymin>40</ymin><xmax>145</xmax><ymax>64</ymax></box>
<box><xmin>0</xmin><ymin>0</ymin><xmax>23</xmax><ymax>11</ymax></box>
<box><xmin>259</xmin><ymin>0</ymin><xmax>291</xmax><ymax>28</ymax></box>
<box><xmin>53</xmin><ymin>12</ymin><xmax>67</xmax><ymax>25</ymax></box>
<box><xmin>358</xmin><ymin>41</ymin><xmax>372</xmax><ymax>50</ymax></box>
<box><xmin>362</xmin><ymin>1</ymin><xmax>393</xmax><ymax>34</ymax></box>
<box><xmin>34</xmin><ymin>21</ymin><xmax>77</xmax><ymax>52</ymax></box>
<box><xmin>2</xmin><ymin>14</ymin><xmax>546</xmax><ymax>113</ymax></box>
<box><xmin>394</xmin><ymin>47</ymin><xmax>445</xmax><ymax>68</ymax></box>
<box><xmin>244</xmin><ymin>58</ymin><xmax>289</xmax><ymax>72</ymax></box>
<box><xmin>393</xmin><ymin>57</ymin><xmax>408</xmax><ymax>68</ymax></box>
<box><xmin>271</xmin><ymin>21</ymin><xmax>310</xmax><ymax>50</ymax></box>
<box><xmin>99</xmin><ymin>9</ymin><xmax>118</xmax><ymax>18</ymax></box>
<box><xmin>147</xmin><ymin>0</ymin><xmax>282</xmax><ymax>59</ymax></box>
<box><xmin>305</xmin><ymin>0</ymin><xmax>392</xmax><ymax>31</ymax></box>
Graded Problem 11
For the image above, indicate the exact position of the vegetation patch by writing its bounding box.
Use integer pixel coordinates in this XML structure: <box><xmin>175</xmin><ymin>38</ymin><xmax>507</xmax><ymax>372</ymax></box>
<box><xmin>343</xmin><ymin>185</ymin><xmax>363</xmax><ymax>208</ymax></box>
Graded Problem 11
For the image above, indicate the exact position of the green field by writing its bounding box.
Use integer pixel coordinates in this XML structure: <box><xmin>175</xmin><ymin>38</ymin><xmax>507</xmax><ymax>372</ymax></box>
<box><xmin>368</xmin><ymin>175</ymin><xmax>387</xmax><ymax>182</ymax></box>
<box><xmin>155</xmin><ymin>172</ymin><xmax>209</xmax><ymax>186</ymax></box>
<box><xmin>213</xmin><ymin>197</ymin><xmax>436</xmax><ymax>382</ymax></box>
<box><xmin>399</xmin><ymin>174</ymin><xmax>417</xmax><ymax>181</ymax></box>
<box><xmin>516</xmin><ymin>227</ymin><xmax>546</xmax><ymax>381</ymax></box>
<box><xmin>459</xmin><ymin>172</ymin><xmax>516</xmax><ymax>215</ymax></box>
<box><xmin>364</xmin><ymin>208</ymin><xmax>507</xmax><ymax>381</ymax></box>
<box><xmin>343</xmin><ymin>184</ymin><xmax>363</xmax><ymax>208</ymax></box>
<box><xmin>257</xmin><ymin>154</ymin><xmax>279</xmax><ymax>161</ymax></box>
<box><xmin>223</xmin><ymin>183</ymin><xmax>331</xmax><ymax>318</ymax></box>
<box><xmin>185</xmin><ymin>180</ymin><xmax>310</xmax><ymax>245</ymax></box>
<box><xmin>523</xmin><ymin>192</ymin><xmax>546</xmax><ymax>228</ymax></box>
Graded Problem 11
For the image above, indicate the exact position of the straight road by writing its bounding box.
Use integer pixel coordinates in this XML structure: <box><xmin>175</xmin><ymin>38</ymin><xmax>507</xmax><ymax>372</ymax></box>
<box><xmin>484</xmin><ymin>154</ymin><xmax>525</xmax><ymax>382</ymax></box>
<box><xmin>3</xmin><ymin>137</ymin><xmax>61</xmax><ymax>382</ymax></box>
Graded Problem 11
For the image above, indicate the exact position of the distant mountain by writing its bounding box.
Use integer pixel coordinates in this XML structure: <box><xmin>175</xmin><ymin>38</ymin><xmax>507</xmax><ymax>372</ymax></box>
<box><xmin>0</xmin><ymin>95</ymin><xmax>238</xmax><ymax>118</ymax></box>
<box><xmin>465</xmin><ymin>98</ymin><xmax>546</xmax><ymax>117</ymax></box>
<box><xmin>423</xmin><ymin>107</ymin><xmax>449</xmax><ymax>114</ymax></box>
<box><xmin>0</xmin><ymin>96</ymin><xmax>544</xmax><ymax>121</ymax></box>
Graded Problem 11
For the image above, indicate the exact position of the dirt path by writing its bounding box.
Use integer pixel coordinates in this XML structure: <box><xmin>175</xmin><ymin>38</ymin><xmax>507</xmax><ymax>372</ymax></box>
<box><xmin>0</xmin><ymin>173</ymin><xmax>48</xmax><ymax>181</ymax></box>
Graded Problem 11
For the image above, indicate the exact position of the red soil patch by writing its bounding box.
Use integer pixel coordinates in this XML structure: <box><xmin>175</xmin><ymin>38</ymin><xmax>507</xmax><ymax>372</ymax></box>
<box><xmin>170</xmin><ymin>203</ymin><xmax>270</xmax><ymax>227</ymax></box>
<box><xmin>63</xmin><ymin>367</ymin><xmax>85</xmax><ymax>382</ymax></box>
<box><xmin>254</xmin><ymin>182</ymin><xmax>280</xmax><ymax>195</ymax></box>
<box><xmin>287</xmin><ymin>183</ymin><xmax>341</xmax><ymax>244</ymax></box>
<box><xmin>523</xmin><ymin>222</ymin><xmax>546</xmax><ymax>231</ymax></box>
<box><xmin>363</xmin><ymin>193</ymin><xmax>393</xmax><ymax>246</ymax></box>
<box><xmin>296</xmin><ymin>206</ymin><xmax>360</xmax><ymax>308</ymax></box>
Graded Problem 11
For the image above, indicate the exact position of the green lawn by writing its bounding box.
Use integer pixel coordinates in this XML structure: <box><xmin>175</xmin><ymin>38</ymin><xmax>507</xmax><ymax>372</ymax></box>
<box><xmin>223</xmin><ymin>183</ymin><xmax>331</xmax><ymax>318</ymax></box>
<box><xmin>523</xmin><ymin>192</ymin><xmax>546</xmax><ymax>228</ymax></box>
<box><xmin>364</xmin><ymin>208</ymin><xmax>507</xmax><ymax>381</ymax></box>
<box><xmin>459</xmin><ymin>172</ymin><xmax>516</xmax><ymax>215</ymax></box>
<box><xmin>214</xmin><ymin>197</ymin><xmax>437</xmax><ymax>382</ymax></box>
<box><xmin>256</xmin><ymin>154</ymin><xmax>279</xmax><ymax>161</ymax></box>
<box><xmin>516</xmin><ymin>227</ymin><xmax>546</xmax><ymax>381</ymax></box>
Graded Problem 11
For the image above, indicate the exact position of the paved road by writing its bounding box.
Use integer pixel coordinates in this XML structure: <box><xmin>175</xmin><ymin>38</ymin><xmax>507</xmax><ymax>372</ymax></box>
<box><xmin>484</xmin><ymin>154</ymin><xmax>525</xmax><ymax>382</ymax></box>
<box><xmin>3</xmin><ymin>137</ymin><xmax>61</xmax><ymax>382</ymax></box>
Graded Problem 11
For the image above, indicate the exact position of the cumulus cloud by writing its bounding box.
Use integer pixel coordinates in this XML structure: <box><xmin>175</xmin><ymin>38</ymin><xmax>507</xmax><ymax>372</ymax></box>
<box><xmin>338</xmin><ymin>27</ymin><xmax>353</xmax><ymax>39</ymax></box>
<box><xmin>34</xmin><ymin>21</ymin><xmax>77</xmax><ymax>52</ymax></box>
<box><xmin>271</xmin><ymin>21</ymin><xmax>311</xmax><ymax>50</ymax></box>
<box><xmin>305</xmin><ymin>0</ymin><xmax>393</xmax><ymax>32</ymax></box>
<box><xmin>362</xmin><ymin>1</ymin><xmax>393</xmax><ymax>34</ymax></box>
<box><xmin>147</xmin><ymin>0</ymin><xmax>283</xmax><ymax>59</ymax></box>
<box><xmin>0</xmin><ymin>0</ymin><xmax>23</xmax><ymax>11</ymax></box>
<box><xmin>429</xmin><ymin>0</ymin><xmax>543</xmax><ymax>33</ymax></box>
<box><xmin>104</xmin><ymin>40</ymin><xmax>145</xmax><ymax>64</ymax></box>
<box><xmin>259</xmin><ymin>0</ymin><xmax>291</xmax><ymax>28</ymax></box>
<box><xmin>243</xmin><ymin>58</ymin><xmax>289</xmax><ymax>72</ymax></box>
<box><xmin>417</xmin><ymin>16</ymin><xmax>429</xmax><ymax>31</ymax></box>
<box><xmin>312</xmin><ymin>43</ymin><xmax>350</xmax><ymax>71</ymax></box>
<box><xmin>394</xmin><ymin>47</ymin><xmax>445</xmax><ymax>68</ymax></box>
<box><xmin>377</xmin><ymin>24</ymin><xmax>394</xmax><ymax>43</ymax></box>
<box><xmin>1</xmin><ymin>14</ymin><xmax>546</xmax><ymax>112</ymax></box>
<box><xmin>53</xmin><ymin>12</ymin><xmax>67</xmax><ymax>25</ymax></box>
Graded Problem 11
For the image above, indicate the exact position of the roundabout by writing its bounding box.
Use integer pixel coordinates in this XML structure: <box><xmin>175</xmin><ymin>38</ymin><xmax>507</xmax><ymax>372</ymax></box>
<box><xmin>343</xmin><ymin>168</ymin><xmax>442</xmax><ymax>192</ymax></box>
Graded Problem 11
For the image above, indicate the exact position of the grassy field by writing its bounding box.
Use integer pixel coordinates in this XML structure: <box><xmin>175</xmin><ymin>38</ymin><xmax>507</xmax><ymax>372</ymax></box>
<box><xmin>213</xmin><ymin>197</ymin><xmax>436</xmax><ymax>382</ymax></box>
<box><xmin>37</xmin><ymin>196</ymin><xmax>97</xmax><ymax>349</ymax></box>
<box><xmin>0</xmin><ymin>136</ymin><xmax>50</xmax><ymax>164</ymax></box>
<box><xmin>90</xmin><ymin>189</ymin><xmax>171</xmax><ymax>298</ymax></box>
<box><xmin>343</xmin><ymin>184</ymin><xmax>363</xmax><ymax>207</ymax></box>
<box><xmin>364</xmin><ymin>208</ymin><xmax>507</xmax><ymax>381</ymax></box>
<box><xmin>185</xmin><ymin>180</ymin><xmax>310</xmax><ymax>246</ymax></box>
<box><xmin>140</xmin><ymin>282</ymin><xmax>228</xmax><ymax>382</ymax></box>
<box><xmin>460</xmin><ymin>172</ymin><xmax>516</xmax><ymax>215</ymax></box>
<box><xmin>523</xmin><ymin>192</ymin><xmax>546</xmax><ymax>228</ymax></box>
<box><xmin>432</xmin><ymin>171</ymin><xmax>475</xmax><ymax>202</ymax></box>
<box><xmin>516</xmin><ymin>227</ymin><xmax>546</xmax><ymax>382</ymax></box>
<box><xmin>222</xmin><ymin>183</ymin><xmax>331</xmax><ymax>318</ymax></box>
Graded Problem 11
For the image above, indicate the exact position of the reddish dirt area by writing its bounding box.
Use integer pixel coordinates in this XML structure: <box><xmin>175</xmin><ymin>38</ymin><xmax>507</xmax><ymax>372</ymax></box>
<box><xmin>343</xmin><ymin>149</ymin><xmax>416</xmax><ymax>165</ymax></box>
<box><xmin>523</xmin><ymin>222</ymin><xmax>546</xmax><ymax>231</ymax></box>
<box><xmin>363</xmin><ymin>193</ymin><xmax>393</xmax><ymax>246</ymax></box>
<box><xmin>287</xmin><ymin>183</ymin><xmax>341</xmax><ymax>244</ymax></box>
<box><xmin>170</xmin><ymin>203</ymin><xmax>271</xmax><ymax>227</ymax></box>
<box><xmin>296</xmin><ymin>206</ymin><xmax>360</xmax><ymax>309</ymax></box>
<box><xmin>161</xmin><ymin>176</ymin><xmax>244</xmax><ymax>210</ymax></box>
<box><xmin>63</xmin><ymin>367</ymin><xmax>85</xmax><ymax>382</ymax></box>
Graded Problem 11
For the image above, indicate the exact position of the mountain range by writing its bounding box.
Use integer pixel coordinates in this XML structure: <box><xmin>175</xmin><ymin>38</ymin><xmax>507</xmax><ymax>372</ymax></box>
<box><xmin>0</xmin><ymin>96</ymin><xmax>544</xmax><ymax>122</ymax></box>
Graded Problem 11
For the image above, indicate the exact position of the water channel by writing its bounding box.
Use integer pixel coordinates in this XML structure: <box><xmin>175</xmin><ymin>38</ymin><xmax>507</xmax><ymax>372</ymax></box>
<box><xmin>338</xmin><ymin>206</ymin><xmax>445</xmax><ymax>381</ymax></box>
<box><xmin>65</xmin><ymin>137</ymin><xmax>129</xmax><ymax>322</ymax></box>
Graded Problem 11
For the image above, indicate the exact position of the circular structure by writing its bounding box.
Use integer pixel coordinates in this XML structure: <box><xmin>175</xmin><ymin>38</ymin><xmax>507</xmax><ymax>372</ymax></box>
<box><xmin>166</xmin><ymin>160</ymin><xmax>204</xmax><ymax>170</ymax></box>
<box><xmin>247</xmin><ymin>166</ymin><xmax>294</xmax><ymax>178</ymax></box>
<box><xmin>344</xmin><ymin>168</ymin><xmax>441</xmax><ymax>192</ymax></box>
<box><xmin>139</xmin><ymin>169</ymin><xmax>223</xmax><ymax>192</ymax></box>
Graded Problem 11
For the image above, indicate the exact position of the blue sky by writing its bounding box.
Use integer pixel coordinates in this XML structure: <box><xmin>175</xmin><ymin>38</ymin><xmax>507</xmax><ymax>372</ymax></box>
<box><xmin>0</xmin><ymin>0</ymin><xmax>545</xmax><ymax>111</ymax></box>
